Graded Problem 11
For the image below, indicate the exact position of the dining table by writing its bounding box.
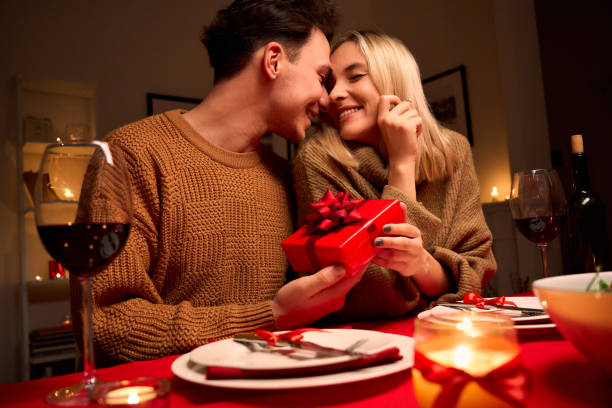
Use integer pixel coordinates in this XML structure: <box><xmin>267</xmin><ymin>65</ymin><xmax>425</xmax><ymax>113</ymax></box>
<box><xmin>0</xmin><ymin>309</ymin><xmax>609</xmax><ymax>408</ymax></box>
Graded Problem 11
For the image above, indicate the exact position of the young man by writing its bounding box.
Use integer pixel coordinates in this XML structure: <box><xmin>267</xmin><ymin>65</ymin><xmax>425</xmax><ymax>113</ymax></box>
<box><xmin>81</xmin><ymin>0</ymin><xmax>364</xmax><ymax>365</ymax></box>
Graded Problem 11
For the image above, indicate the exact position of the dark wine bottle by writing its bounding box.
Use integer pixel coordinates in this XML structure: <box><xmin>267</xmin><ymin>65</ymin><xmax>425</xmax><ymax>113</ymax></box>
<box><xmin>568</xmin><ymin>134</ymin><xmax>611</xmax><ymax>273</ymax></box>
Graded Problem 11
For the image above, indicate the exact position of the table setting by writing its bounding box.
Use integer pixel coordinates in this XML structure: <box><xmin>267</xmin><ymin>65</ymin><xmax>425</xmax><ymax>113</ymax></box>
<box><xmin>419</xmin><ymin>295</ymin><xmax>559</xmax><ymax>342</ymax></box>
<box><xmin>171</xmin><ymin>328</ymin><xmax>413</xmax><ymax>390</ymax></box>
<box><xmin>4</xmin><ymin>182</ymin><xmax>611</xmax><ymax>407</ymax></box>
<box><xmin>1</xmin><ymin>281</ymin><xmax>611</xmax><ymax>407</ymax></box>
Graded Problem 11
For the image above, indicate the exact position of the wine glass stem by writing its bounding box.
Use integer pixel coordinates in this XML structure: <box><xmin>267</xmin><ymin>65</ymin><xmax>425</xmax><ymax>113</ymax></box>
<box><xmin>80</xmin><ymin>276</ymin><xmax>97</xmax><ymax>386</ymax></box>
<box><xmin>538</xmin><ymin>244</ymin><xmax>549</xmax><ymax>278</ymax></box>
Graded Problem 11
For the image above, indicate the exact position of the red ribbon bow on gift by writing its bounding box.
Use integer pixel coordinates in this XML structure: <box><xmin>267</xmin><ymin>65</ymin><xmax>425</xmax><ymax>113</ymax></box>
<box><xmin>305</xmin><ymin>190</ymin><xmax>363</xmax><ymax>232</ymax></box>
<box><xmin>462</xmin><ymin>293</ymin><xmax>518</xmax><ymax>309</ymax></box>
<box><xmin>415</xmin><ymin>351</ymin><xmax>531</xmax><ymax>408</ymax></box>
<box><xmin>253</xmin><ymin>328</ymin><xmax>326</xmax><ymax>346</ymax></box>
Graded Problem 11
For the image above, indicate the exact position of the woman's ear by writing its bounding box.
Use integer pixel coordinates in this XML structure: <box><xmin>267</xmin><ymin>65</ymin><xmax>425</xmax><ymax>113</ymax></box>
<box><xmin>262</xmin><ymin>42</ymin><xmax>283</xmax><ymax>79</ymax></box>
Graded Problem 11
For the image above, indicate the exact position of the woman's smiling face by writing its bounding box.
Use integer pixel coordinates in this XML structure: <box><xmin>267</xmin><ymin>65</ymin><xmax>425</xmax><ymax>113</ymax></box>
<box><xmin>326</xmin><ymin>41</ymin><xmax>381</xmax><ymax>146</ymax></box>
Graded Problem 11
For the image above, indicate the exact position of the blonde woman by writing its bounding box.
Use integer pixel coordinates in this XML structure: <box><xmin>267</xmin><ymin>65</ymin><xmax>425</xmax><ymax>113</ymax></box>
<box><xmin>293</xmin><ymin>31</ymin><xmax>496</xmax><ymax>320</ymax></box>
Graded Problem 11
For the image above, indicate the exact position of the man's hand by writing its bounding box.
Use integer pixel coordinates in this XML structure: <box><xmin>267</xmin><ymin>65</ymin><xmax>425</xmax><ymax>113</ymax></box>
<box><xmin>272</xmin><ymin>264</ymin><xmax>365</xmax><ymax>329</ymax></box>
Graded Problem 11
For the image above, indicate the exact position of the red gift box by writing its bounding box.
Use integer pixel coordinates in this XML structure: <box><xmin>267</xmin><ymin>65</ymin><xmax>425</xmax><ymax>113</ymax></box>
<box><xmin>281</xmin><ymin>191</ymin><xmax>404</xmax><ymax>277</ymax></box>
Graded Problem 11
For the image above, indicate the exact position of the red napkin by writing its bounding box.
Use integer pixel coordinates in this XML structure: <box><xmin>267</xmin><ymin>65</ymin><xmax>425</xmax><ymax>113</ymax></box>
<box><xmin>205</xmin><ymin>346</ymin><xmax>402</xmax><ymax>380</ymax></box>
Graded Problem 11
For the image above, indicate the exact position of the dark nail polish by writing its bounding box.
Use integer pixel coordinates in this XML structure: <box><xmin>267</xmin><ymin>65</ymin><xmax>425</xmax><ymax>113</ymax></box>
<box><xmin>375</xmin><ymin>239</ymin><xmax>384</xmax><ymax>247</ymax></box>
<box><xmin>383</xmin><ymin>225</ymin><xmax>391</xmax><ymax>233</ymax></box>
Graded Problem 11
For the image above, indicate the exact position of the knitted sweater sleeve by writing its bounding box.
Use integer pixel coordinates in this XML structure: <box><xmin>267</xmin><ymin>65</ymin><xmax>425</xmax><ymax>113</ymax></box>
<box><xmin>378</xmin><ymin>136</ymin><xmax>497</xmax><ymax>303</ymax></box>
<box><xmin>428</xmin><ymin>137</ymin><xmax>497</xmax><ymax>302</ymax></box>
<box><xmin>78</xmin><ymin>126</ymin><xmax>279</xmax><ymax>366</ymax></box>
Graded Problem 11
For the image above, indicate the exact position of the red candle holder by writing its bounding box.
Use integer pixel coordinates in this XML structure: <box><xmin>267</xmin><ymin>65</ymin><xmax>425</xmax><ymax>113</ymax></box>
<box><xmin>48</xmin><ymin>260</ymin><xmax>66</xmax><ymax>280</ymax></box>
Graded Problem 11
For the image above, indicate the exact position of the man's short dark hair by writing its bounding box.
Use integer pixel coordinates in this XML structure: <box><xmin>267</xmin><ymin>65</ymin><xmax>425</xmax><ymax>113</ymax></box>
<box><xmin>202</xmin><ymin>0</ymin><xmax>338</xmax><ymax>83</ymax></box>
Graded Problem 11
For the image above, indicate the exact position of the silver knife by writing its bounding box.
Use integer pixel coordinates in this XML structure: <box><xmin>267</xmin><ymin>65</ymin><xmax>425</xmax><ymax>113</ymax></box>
<box><xmin>233</xmin><ymin>333</ymin><xmax>365</xmax><ymax>358</ymax></box>
<box><xmin>436</xmin><ymin>302</ymin><xmax>548</xmax><ymax>317</ymax></box>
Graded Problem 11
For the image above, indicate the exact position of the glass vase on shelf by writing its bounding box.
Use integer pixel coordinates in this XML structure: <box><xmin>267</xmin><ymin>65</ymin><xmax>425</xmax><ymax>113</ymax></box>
<box><xmin>510</xmin><ymin>169</ymin><xmax>567</xmax><ymax>278</ymax></box>
<box><xmin>34</xmin><ymin>141</ymin><xmax>132</xmax><ymax>405</ymax></box>
<box><xmin>568</xmin><ymin>134</ymin><xmax>611</xmax><ymax>273</ymax></box>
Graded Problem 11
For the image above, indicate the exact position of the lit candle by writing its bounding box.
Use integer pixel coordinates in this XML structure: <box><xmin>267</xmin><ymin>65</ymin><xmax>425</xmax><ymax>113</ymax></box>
<box><xmin>102</xmin><ymin>385</ymin><xmax>156</xmax><ymax>405</ymax></box>
<box><xmin>413</xmin><ymin>313</ymin><xmax>524</xmax><ymax>408</ymax></box>
<box><xmin>490</xmin><ymin>186</ymin><xmax>499</xmax><ymax>201</ymax></box>
<box><xmin>92</xmin><ymin>378</ymin><xmax>170</xmax><ymax>407</ymax></box>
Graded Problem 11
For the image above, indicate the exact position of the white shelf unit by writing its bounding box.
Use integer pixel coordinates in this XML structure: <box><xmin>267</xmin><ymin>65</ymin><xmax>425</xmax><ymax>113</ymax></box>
<box><xmin>16</xmin><ymin>76</ymin><xmax>96</xmax><ymax>380</ymax></box>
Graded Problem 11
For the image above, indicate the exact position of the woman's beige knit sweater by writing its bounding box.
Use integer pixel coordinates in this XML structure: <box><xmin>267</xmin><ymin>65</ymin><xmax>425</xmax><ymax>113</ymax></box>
<box><xmin>78</xmin><ymin>110</ymin><xmax>293</xmax><ymax>365</ymax></box>
<box><xmin>292</xmin><ymin>130</ymin><xmax>496</xmax><ymax>321</ymax></box>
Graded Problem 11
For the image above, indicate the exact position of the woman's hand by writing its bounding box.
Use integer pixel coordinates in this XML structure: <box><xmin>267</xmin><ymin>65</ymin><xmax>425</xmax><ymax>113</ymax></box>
<box><xmin>377</xmin><ymin>95</ymin><xmax>422</xmax><ymax>200</ymax></box>
<box><xmin>371</xmin><ymin>203</ymin><xmax>450</xmax><ymax>297</ymax></box>
<box><xmin>377</xmin><ymin>95</ymin><xmax>422</xmax><ymax>166</ymax></box>
<box><xmin>272</xmin><ymin>264</ymin><xmax>366</xmax><ymax>329</ymax></box>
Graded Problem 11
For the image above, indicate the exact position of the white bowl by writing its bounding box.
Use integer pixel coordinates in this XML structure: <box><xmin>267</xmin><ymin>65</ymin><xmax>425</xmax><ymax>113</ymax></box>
<box><xmin>532</xmin><ymin>271</ymin><xmax>612</xmax><ymax>371</ymax></box>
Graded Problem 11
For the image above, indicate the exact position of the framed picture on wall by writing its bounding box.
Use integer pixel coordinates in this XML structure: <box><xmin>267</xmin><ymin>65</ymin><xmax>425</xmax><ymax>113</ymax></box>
<box><xmin>422</xmin><ymin>65</ymin><xmax>473</xmax><ymax>145</ymax></box>
<box><xmin>146</xmin><ymin>93</ymin><xmax>201</xmax><ymax>116</ymax></box>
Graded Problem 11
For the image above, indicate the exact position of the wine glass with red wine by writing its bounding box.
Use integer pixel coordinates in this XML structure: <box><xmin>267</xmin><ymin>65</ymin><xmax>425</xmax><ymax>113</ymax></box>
<box><xmin>510</xmin><ymin>169</ymin><xmax>566</xmax><ymax>278</ymax></box>
<box><xmin>34</xmin><ymin>141</ymin><xmax>132</xmax><ymax>405</ymax></box>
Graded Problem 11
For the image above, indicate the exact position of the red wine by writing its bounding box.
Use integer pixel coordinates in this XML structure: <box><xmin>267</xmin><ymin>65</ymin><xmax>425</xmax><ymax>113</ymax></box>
<box><xmin>515</xmin><ymin>216</ymin><xmax>563</xmax><ymax>245</ymax></box>
<box><xmin>567</xmin><ymin>134</ymin><xmax>611</xmax><ymax>273</ymax></box>
<box><xmin>37</xmin><ymin>223</ymin><xmax>130</xmax><ymax>277</ymax></box>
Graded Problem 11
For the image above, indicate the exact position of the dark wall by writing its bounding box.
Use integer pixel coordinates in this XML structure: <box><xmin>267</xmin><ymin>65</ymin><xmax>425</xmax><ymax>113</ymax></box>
<box><xmin>534</xmin><ymin>0</ymin><xmax>612</xmax><ymax>273</ymax></box>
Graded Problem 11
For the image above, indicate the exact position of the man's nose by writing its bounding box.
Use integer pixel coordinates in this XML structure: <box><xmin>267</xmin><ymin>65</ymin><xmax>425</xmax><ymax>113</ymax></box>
<box><xmin>318</xmin><ymin>90</ymin><xmax>331</xmax><ymax>111</ymax></box>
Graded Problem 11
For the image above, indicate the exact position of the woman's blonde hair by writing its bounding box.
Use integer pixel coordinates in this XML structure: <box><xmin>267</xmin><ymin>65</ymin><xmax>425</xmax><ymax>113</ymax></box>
<box><xmin>313</xmin><ymin>30</ymin><xmax>456</xmax><ymax>182</ymax></box>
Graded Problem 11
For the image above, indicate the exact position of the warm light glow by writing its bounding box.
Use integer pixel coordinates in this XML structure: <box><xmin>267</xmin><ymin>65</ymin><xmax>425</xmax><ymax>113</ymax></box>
<box><xmin>103</xmin><ymin>385</ymin><xmax>156</xmax><ymax>405</ymax></box>
<box><xmin>490</xmin><ymin>186</ymin><xmax>499</xmax><ymax>201</ymax></box>
<box><xmin>456</xmin><ymin>316</ymin><xmax>473</xmax><ymax>331</ymax></box>
<box><xmin>35</xmin><ymin>275</ymin><xmax>42</xmax><ymax>281</ymax></box>
<box><xmin>55</xmin><ymin>272</ymin><xmax>61</xmax><ymax>279</ymax></box>
<box><xmin>127</xmin><ymin>391</ymin><xmax>140</xmax><ymax>404</ymax></box>
<box><xmin>413</xmin><ymin>314</ymin><xmax>520</xmax><ymax>408</ymax></box>
<box><xmin>64</xmin><ymin>188</ymin><xmax>74</xmax><ymax>199</ymax></box>
<box><xmin>454</xmin><ymin>345</ymin><xmax>472</xmax><ymax>369</ymax></box>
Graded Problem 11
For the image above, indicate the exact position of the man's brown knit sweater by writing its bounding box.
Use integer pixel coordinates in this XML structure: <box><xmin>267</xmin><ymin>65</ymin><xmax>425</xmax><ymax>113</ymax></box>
<box><xmin>292</xmin><ymin>130</ymin><xmax>496</xmax><ymax>321</ymax></box>
<box><xmin>80</xmin><ymin>110</ymin><xmax>293</xmax><ymax>365</ymax></box>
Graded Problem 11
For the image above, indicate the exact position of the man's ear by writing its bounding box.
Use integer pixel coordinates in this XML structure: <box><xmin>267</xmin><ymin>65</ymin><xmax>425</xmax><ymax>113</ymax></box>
<box><xmin>262</xmin><ymin>42</ymin><xmax>284</xmax><ymax>79</ymax></box>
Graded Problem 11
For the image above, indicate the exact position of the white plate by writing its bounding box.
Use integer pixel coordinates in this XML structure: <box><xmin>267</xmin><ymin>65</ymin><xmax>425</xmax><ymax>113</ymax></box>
<box><xmin>172</xmin><ymin>329</ymin><xmax>414</xmax><ymax>390</ymax></box>
<box><xmin>418</xmin><ymin>297</ymin><xmax>554</xmax><ymax>330</ymax></box>
<box><xmin>189</xmin><ymin>329</ymin><xmax>392</xmax><ymax>370</ymax></box>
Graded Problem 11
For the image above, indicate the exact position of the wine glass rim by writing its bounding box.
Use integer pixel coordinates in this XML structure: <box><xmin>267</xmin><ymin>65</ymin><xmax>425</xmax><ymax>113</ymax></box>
<box><xmin>44</xmin><ymin>141</ymin><xmax>115</xmax><ymax>165</ymax></box>
<box><xmin>45</xmin><ymin>141</ymin><xmax>105</xmax><ymax>149</ymax></box>
<box><xmin>514</xmin><ymin>168</ymin><xmax>555</xmax><ymax>175</ymax></box>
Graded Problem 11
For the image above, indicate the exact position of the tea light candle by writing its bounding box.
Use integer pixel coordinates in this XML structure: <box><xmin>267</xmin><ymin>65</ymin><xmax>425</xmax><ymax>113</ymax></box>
<box><xmin>413</xmin><ymin>312</ymin><xmax>525</xmax><ymax>408</ymax></box>
<box><xmin>92</xmin><ymin>378</ymin><xmax>170</xmax><ymax>407</ymax></box>
<box><xmin>490</xmin><ymin>186</ymin><xmax>499</xmax><ymax>201</ymax></box>
<box><xmin>103</xmin><ymin>386</ymin><xmax>156</xmax><ymax>405</ymax></box>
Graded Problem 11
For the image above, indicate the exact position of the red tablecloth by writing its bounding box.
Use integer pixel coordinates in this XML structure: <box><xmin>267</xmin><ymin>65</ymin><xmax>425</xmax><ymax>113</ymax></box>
<box><xmin>0</xmin><ymin>317</ymin><xmax>609</xmax><ymax>407</ymax></box>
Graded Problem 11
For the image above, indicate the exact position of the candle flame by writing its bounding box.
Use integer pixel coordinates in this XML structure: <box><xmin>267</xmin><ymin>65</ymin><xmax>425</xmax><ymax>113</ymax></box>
<box><xmin>490</xmin><ymin>186</ymin><xmax>499</xmax><ymax>201</ymax></box>
<box><xmin>454</xmin><ymin>345</ymin><xmax>472</xmax><ymax>369</ymax></box>
<box><xmin>127</xmin><ymin>391</ymin><xmax>140</xmax><ymax>404</ymax></box>
<box><xmin>64</xmin><ymin>188</ymin><xmax>74</xmax><ymax>199</ymax></box>
<box><xmin>456</xmin><ymin>316</ymin><xmax>472</xmax><ymax>331</ymax></box>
